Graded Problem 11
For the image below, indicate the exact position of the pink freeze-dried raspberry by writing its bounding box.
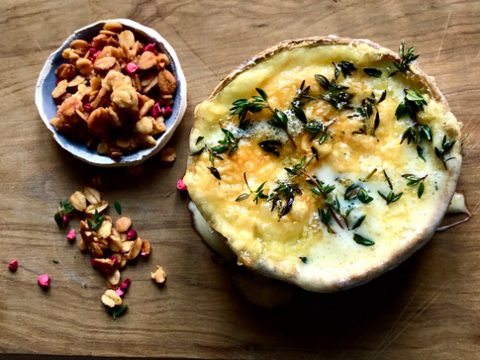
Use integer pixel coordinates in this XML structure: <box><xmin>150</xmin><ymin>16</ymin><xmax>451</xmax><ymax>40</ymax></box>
<box><xmin>126</xmin><ymin>62</ymin><xmax>138</xmax><ymax>75</ymax></box>
<box><xmin>141</xmin><ymin>252</ymin><xmax>147</xmax><ymax>257</ymax></box>
<box><xmin>110</xmin><ymin>255</ymin><xmax>118</xmax><ymax>264</ymax></box>
<box><xmin>177</xmin><ymin>179</ymin><xmax>187</xmax><ymax>191</ymax></box>
<box><xmin>144</xmin><ymin>43</ymin><xmax>158</xmax><ymax>55</ymax></box>
<box><xmin>8</xmin><ymin>260</ymin><xmax>18</xmax><ymax>271</ymax></box>
<box><xmin>67</xmin><ymin>229</ymin><xmax>76</xmax><ymax>240</ymax></box>
<box><xmin>151</xmin><ymin>102</ymin><xmax>163</xmax><ymax>118</ymax></box>
<box><xmin>115</xmin><ymin>288</ymin><xmax>124</xmax><ymax>297</ymax></box>
<box><xmin>84</xmin><ymin>103</ymin><xmax>92</xmax><ymax>112</ymax></box>
<box><xmin>163</xmin><ymin>106</ymin><xmax>172</xmax><ymax>118</ymax></box>
<box><xmin>90</xmin><ymin>258</ymin><xmax>95</xmax><ymax>266</ymax></box>
<box><xmin>126</xmin><ymin>229</ymin><xmax>137</xmax><ymax>240</ymax></box>
<box><xmin>63</xmin><ymin>215</ymin><xmax>68</xmax><ymax>225</ymax></box>
<box><xmin>55</xmin><ymin>78</ymin><xmax>60</xmax><ymax>85</ymax></box>
<box><xmin>120</xmin><ymin>278</ymin><xmax>131</xmax><ymax>290</ymax></box>
<box><xmin>38</xmin><ymin>274</ymin><xmax>50</xmax><ymax>288</ymax></box>
<box><xmin>93</xmin><ymin>50</ymin><xmax>101</xmax><ymax>58</ymax></box>
<box><xmin>88</xmin><ymin>56</ymin><xmax>95</xmax><ymax>63</ymax></box>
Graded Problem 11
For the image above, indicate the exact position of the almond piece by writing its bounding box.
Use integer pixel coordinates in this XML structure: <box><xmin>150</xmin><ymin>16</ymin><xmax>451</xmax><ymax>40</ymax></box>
<box><xmin>115</xmin><ymin>217</ymin><xmax>132</xmax><ymax>233</ymax></box>
<box><xmin>94</xmin><ymin>56</ymin><xmax>116</xmax><ymax>71</ymax></box>
<box><xmin>97</xmin><ymin>220</ymin><xmax>112</xmax><ymax>239</ymax></box>
<box><xmin>52</xmin><ymin>79</ymin><xmax>68</xmax><ymax>98</ymax></box>
<box><xmin>121</xmin><ymin>241</ymin><xmax>134</xmax><ymax>253</ymax></box>
<box><xmin>68</xmin><ymin>75</ymin><xmax>85</xmax><ymax>87</ymax></box>
<box><xmin>107</xmin><ymin>269</ymin><xmax>121</xmax><ymax>286</ymax></box>
<box><xmin>157</xmin><ymin>70</ymin><xmax>177</xmax><ymax>95</ymax></box>
<box><xmin>84</xmin><ymin>186</ymin><xmax>101</xmax><ymax>205</ymax></box>
<box><xmin>128</xmin><ymin>238</ymin><xmax>142</xmax><ymax>260</ymax></box>
<box><xmin>160</xmin><ymin>147</ymin><xmax>176</xmax><ymax>164</ymax></box>
<box><xmin>118</xmin><ymin>30</ymin><xmax>135</xmax><ymax>49</ymax></box>
<box><xmin>101</xmin><ymin>289</ymin><xmax>122</xmax><ymax>308</ymax></box>
<box><xmin>141</xmin><ymin>240</ymin><xmax>151</xmax><ymax>255</ymax></box>
<box><xmin>103</xmin><ymin>21</ymin><xmax>123</xmax><ymax>33</ymax></box>
<box><xmin>69</xmin><ymin>191</ymin><xmax>87</xmax><ymax>211</ymax></box>
<box><xmin>135</xmin><ymin>116</ymin><xmax>153</xmax><ymax>134</ymax></box>
<box><xmin>85</xmin><ymin>200</ymin><xmax>109</xmax><ymax>215</ymax></box>
<box><xmin>137</xmin><ymin>51</ymin><xmax>156</xmax><ymax>70</ymax></box>
<box><xmin>151</xmin><ymin>266</ymin><xmax>166</xmax><ymax>284</ymax></box>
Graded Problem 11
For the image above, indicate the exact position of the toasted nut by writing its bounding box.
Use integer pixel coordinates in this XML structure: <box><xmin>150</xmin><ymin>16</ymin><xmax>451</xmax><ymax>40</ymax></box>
<box><xmin>97</xmin><ymin>142</ymin><xmax>109</xmax><ymax>155</ymax></box>
<box><xmin>85</xmin><ymin>200</ymin><xmax>109</xmax><ymax>215</ymax></box>
<box><xmin>108</xmin><ymin>235</ymin><xmax>122</xmax><ymax>252</ymax></box>
<box><xmin>107</xmin><ymin>269</ymin><xmax>121</xmax><ymax>286</ymax></box>
<box><xmin>111</xmin><ymin>84</ymin><xmax>138</xmax><ymax>112</ymax></box>
<box><xmin>97</xmin><ymin>220</ymin><xmax>112</xmax><ymax>239</ymax></box>
<box><xmin>121</xmin><ymin>241</ymin><xmax>134</xmax><ymax>253</ymax></box>
<box><xmin>70</xmin><ymin>39</ymin><xmax>90</xmax><ymax>56</ymax></box>
<box><xmin>68</xmin><ymin>75</ymin><xmax>85</xmax><ymax>87</ymax></box>
<box><xmin>160</xmin><ymin>147</ymin><xmax>176</xmax><ymax>164</ymax></box>
<box><xmin>94</xmin><ymin>56</ymin><xmax>116</xmax><ymax>71</ymax></box>
<box><xmin>78</xmin><ymin>238</ymin><xmax>87</xmax><ymax>251</ymax></box>
<box><xmin>109</xmin><ymin>149</ymin><xmax>123</xmax><ymax>158</ymax></box>
<box><xmin>135</xmin><ymin>116</ymin><xmax>153</xmax><ymax>134</ymax></box>
<box><xmin>118</xmin><ymin>30</ymin><xmax>135</xmax><ymax>49</ymax></box>
<box><xmin>102</xmin><ymin>289</ymin><xmax>122</xmax><ymax>308</ymax></box>
<box><xmin>151</xmin><ymin>266</ymin><xmax>166</xmax><ymax>284</ymax></box>
<box><xmin>115</xmin><ymin>217</ymin><xmax>132</xmax><ymax>233</ymax></box>
<box><xmin>52</xmin><ymin>79</ymin><xmax>68</xmax><ymax>98</ymax></box>
<box><xmin>55</xmin><ymin>63</ymin><xmax>77</xmax><ymax>79</ymax></box>
<box><xmin>135</xmin><ymin>134</ymin><xmax>156</xmax><ymax>147</ymax></box>
<box><xmin>138</xmin><ymin>99</ymin><xmax>155</xmax><ymax>119</ymax></box>
<box><xmin>84</xmin><ymin>186</ymin><xmax>102</xmax><ymax>205</ymax></box>
<box><xmin>103</xmin><ymin>21</ymin><xmax>123</xmax><ymax>33</ymax></box>
<box><xmin>137</xmin><ymin>51</ymin><xmax>156</xmax><ymax>70</ymax></box>
<box><xmin>128</xmin><ymin>238</ymin><xmax>143</xmax><ymax>260</ymax></box>
<box><xmin>76</xmin><ymin>58</ymin><xmax>94</xmax><ymax>76</ymax></box>
<box><xmin>141</xmin><ymin>240</ymin><xmax>151</xmax><ymax>255</ymax></box>
<box><xmin>70</xmin><ymin>191</ymin><xmax>87</xmax><ymax>211</ymax></box>
<box><xmin>88</xmin><ymin>242</ymin><xmax>103</xmax><ymax>257</ymax></box>
<box><xmin>125</xmin><ymin>164</ymin><xmax>144</xmax><ymax>175</ymax></box>
<box><xmin>157</xmin><ymin>70</ymin><xmax>177</xmax><ymax>95</ymax></box>
<box><xmin>93</xmin><ymin>258</ymin><xmax>115</xmax><ymax>274</ymax></box>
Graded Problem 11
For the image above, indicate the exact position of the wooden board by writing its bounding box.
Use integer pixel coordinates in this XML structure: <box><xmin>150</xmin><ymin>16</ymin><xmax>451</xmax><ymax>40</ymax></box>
<box><xmin>1</xmin><ymin>0</ymin><xmax>480</xmax><ymax>359</ymax></box>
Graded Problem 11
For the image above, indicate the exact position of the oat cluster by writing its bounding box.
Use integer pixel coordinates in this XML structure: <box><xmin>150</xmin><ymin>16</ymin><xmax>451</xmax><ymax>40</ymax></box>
<box><xmin>50</xmin><ymin>21</ymin><xmax>177</xmax><ymax>158</ymax></box>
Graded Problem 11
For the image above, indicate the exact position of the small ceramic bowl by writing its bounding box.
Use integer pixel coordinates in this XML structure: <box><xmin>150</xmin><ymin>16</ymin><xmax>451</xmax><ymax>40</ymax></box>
<box><xmin>35</xmin><ymin>19</ymin><xmax>187</xmax><ymax>167</ymax></box>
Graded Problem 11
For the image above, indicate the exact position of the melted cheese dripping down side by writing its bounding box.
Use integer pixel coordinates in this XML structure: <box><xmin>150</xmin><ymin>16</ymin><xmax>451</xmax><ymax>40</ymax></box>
<box><xmin>185</xmin><ymin>43</ymin><xmax>461</xmax><ymax>292</ymax></box>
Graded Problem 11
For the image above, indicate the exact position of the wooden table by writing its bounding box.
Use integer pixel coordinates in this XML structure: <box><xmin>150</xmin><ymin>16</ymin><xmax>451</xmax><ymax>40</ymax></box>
<box><xmin>1</xmin><ymin>0</ymin><xmax>480</xmax><ymax>359</ymax></box>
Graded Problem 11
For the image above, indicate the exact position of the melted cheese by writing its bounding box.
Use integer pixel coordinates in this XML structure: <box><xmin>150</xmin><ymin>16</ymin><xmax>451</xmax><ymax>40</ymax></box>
<box><xmin>184</xmin><ymin>42</ymin><xmax>461</xmax><ymax>292</ymax></box>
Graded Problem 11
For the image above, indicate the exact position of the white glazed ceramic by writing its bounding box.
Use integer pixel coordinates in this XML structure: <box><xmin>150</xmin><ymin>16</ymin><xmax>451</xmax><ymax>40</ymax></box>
<box><xmin>35</xmin><ymin>19</ymin><xmax>187</xmax><ymax>167</ymax></box>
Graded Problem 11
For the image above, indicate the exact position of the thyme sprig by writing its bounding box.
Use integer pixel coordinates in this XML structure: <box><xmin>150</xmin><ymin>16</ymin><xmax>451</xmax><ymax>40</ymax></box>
<box><xmin>378</xmin><ymin>170</ymin><xmax>403</xmax><ymax>205</ymax></box>
<box><xmin>402</xmin><ymin>173</ymin><xmax>428</xmax><ymax>198</ymax></box>
<box><xmin>315</xmin><ymin>74</ymin><xmax>354</xmax><ymax>110</ymax></box>
<box><xmin>285</xmin><ymin>155</ymin><xmax>345</xmax><ymax>230</ymax></box>
<box><xmin>87</xmin><ymin>209</ymin><xmax>105</xmax><ymax>232</ymax></box>
<box><xmin>266</xmin><ymin>181</ymin><xmax>302</xmax><ymax>221</ymax></box>
<box><xmin>190</xmin><ymin>129</ymin><xmax>238</xmax><ymax>167</ymax></box>
<box><xmin>230</xmin><ymin>88</ymin><xmax>297</xmax><ymax>148</ymax></box>
<box><xmin>290</xmin><ymin>80</ymin><xmax>313</xmax><ymax>124</ymax></box>
<box><xmin>397</xmin><ymin>89</ymin><xmax>432</xmax><ymax>150</ymax></box>
<box><xmin>54</xmin><ymin>199</ymin><xmax>74</xmax><ymax>228</ymax></box>
<box><xmin>235</xmin><ymin>172</ymin><xmax>268</xmax><ymax>204</ymax></box>
<box><xmin>390</xmin><ymin>40</ymin><xmax>419</xmax><ymax>77</ymax></box>
<box><xmin>435</xmin><ymin>135</ymin><xmax>456</xmax><ymax>168</ymax></box>
<box><xmin>351</xmin><ymin>91</ymin><xmax>386</xmax><ymax>140</ymax></box>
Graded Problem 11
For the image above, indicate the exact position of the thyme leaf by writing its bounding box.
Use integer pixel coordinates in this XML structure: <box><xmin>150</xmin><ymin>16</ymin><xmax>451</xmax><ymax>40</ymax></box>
<box><xmin>235</xmin><ymin>172</ymin><xmax>268</xmax><ymax>204</ymax></box>
<box><xmin>87</xmin><ymin>209</ymin><xmax>105</xmax><ymax>232</ymax></box>
<box><xmin>378</xmin><ymin>190</ymin><xmax>403</xmax><ymax>205</ymax></box>
<box><xmin>258</xmin><ymin>140</ymin><xmax>282</xmax><ymax>157</ymax></box>
<box><xmin>363</xmin><ymin>68</ymin><xmax>382</xmax><ymax>78</ymax></box>
<box><xmin>333</xmin><ymin>61</ymin><xmax>357</xmax><ymax>79</ymax></box>
<box><xmin>266</xmin><ymin>181</ymin><xmax>302</xmax><ymax>220</ymax></box>
<box><xmin>353</xmin><ymin>233</ymin><xmax>375</xmax><ymax>246</ymax></box>
<box><xmin>351</xmin><ymin>214</ymin><xmax>366</xmax><ymax>230</ymax></box>
<box><xmin>207</xmin><ymin>167</ymin><xmax>221</xmax><ymax>180</ymax></box>
<box><xmin>114</xmin><ymin>201</ymin><xmax>122</xmax><ymax>215</ymax></box>
<box><xmin>299</xmin><ymin>257</ymin><xmax>308</xmax><ymax>264</ymax></box>
<box><xmin>315</xmin><ymin>75</ymin><xmax>354</xmax><ymax>110</ymax></box>
<box><xmin>417</xmin><ymin>146</ymin><xmax>426</xmax><ymax>162</ymax></box>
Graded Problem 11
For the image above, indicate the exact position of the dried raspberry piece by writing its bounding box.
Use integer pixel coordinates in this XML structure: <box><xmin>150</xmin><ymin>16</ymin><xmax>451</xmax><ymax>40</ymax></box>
<box><xmin>151</xmin><ymin>103</ymin><xmax>163</xmax><ymax>118</ymax></box>
<box><xmin>115</xmin><ymin>288</ymin><xmax>124</xmax><ymax>297</ymax></box>
<box><xmin>177</xmin><ymin>179</ymin><xmax>187</xmax><ymax>191</ymax></box>
<box><xmin>83</xmin><ymin>103</ymin><xmax>92</xmax><ymax>112</ymax></box>
<box><xmin>8</xmin><ymin>260</ymin><xmax>18</xmax><ymax>271</ymax></box>
<box><xmin>126</xmin><ymin>229</ymin><xmax>137</xmax><ymax>240</ymax></box>
<box><xmin>144</xmin><ymin>43</ymin><xmax>158</xmax><ymax>55</ymax></box>
<box><xmin>163</xmin><ymin>106</ymin><xmax>172</xmax><ymax>118</ymax></box>
<box><xmin>120</xmin><ymin>278</ymin><xmax>131</xmax><ymax>290</ymax></box>
<box><xmin>126</xmin><ymin>62</ymin><xmax>138</xmax><ymax>74</ymax></box>
<box><xmin>38</xmin><ymin>274</ymin><xmax>50</xmax><ymax>288</ymax></box>
<box><xmin>67</xmin><ymin>229</ymin><xmax>76</xmax><ymax>240</ymax></box>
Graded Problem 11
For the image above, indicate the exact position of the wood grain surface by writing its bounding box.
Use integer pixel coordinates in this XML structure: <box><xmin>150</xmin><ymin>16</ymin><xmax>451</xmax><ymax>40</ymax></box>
<box><xmin>1</xmin><ymin>0</ymin><xmax>480</xmax><ymax>359</ymax></box>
